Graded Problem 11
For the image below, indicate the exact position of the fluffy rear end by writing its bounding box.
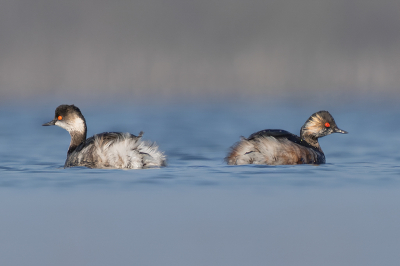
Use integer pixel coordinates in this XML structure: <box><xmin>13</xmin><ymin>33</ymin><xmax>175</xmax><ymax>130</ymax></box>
<box><xmin>66</xmin><ymin>133</ymin><xmax>166</xmax><ymax>169</ymax></box>
<box><xmin>94</xmin><ymin>133</ymin><xmax>166</xmax><ymax>169</ymax></box>
<box><xmin>226</xmin><ymin>136</ymin><xmax>322</xmax><ymax>165</ymax></box>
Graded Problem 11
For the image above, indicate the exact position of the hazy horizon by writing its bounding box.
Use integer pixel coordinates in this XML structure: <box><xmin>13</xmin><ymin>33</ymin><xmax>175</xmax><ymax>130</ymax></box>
<box><xmin>1</xmin><ymin>0</ymin><xmax>400</xmax><ymax>103</ymax></box>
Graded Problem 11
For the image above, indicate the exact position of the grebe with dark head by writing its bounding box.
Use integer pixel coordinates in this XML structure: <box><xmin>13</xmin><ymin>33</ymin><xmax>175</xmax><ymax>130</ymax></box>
<box><xmin>226</xmin><ymin>110</ymin><xmax>347</xmax><ymax>165</ymax></box>
<box><xmin>43</xmin><ymin>104</ymin><xmax>166</xmax><ymax>169</ymax></box>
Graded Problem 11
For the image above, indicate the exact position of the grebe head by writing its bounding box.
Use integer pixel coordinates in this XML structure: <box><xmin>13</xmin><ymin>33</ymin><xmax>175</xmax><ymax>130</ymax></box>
<box><xmin>300</xmin><ymin>110</ymin><xmax>347</xmax><ymax>139</ymax></box>
<box><xmin>43</xmin><ymin>105</ymin><xmax>87</xmax><ymax>137</ymax></box>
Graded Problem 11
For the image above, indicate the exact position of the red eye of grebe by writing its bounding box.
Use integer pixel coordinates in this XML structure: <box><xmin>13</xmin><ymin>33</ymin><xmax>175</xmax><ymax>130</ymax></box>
<box><xmin>325</xmin><ymin>122</ymin><xmax>330</xmax><ymax>128</ymax></box>
<box><xmin>58</xmin><ymin>116</ymin><xmax>63</xmax><ymax>120</ymax></box>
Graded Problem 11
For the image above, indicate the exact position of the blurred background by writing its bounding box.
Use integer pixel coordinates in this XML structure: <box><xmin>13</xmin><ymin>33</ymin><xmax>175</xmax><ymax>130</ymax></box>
<box><xmin>1</xmin><ymin>0</ymin><xmax>399</xmax><ymax>104</ymax></box>
<box><xmin>2</xmin><ymin>3</ymin><xmax>400</xmax><ymax>265</ymax></box>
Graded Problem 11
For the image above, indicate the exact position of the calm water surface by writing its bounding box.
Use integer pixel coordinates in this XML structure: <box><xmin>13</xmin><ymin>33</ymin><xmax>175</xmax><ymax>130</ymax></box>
<box><xmin>0</xmin><ymin>101</ymin><xmax>399</xmax><ymax>266</ymax></box>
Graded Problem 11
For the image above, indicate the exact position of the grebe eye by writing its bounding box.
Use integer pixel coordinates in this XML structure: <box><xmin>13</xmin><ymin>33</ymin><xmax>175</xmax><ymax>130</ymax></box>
<box><xmin>325</xmin><ymin>122</ymin><xmax>330</xmax><ymax>128</ymax></box>
<box><xmin>58</xmin><ymin>116</ymin><xmax>63</xmax><ymax>120</ymax></box>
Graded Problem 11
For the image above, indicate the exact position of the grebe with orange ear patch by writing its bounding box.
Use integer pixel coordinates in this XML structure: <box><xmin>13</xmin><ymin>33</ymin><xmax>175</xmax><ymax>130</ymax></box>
<box><xmin>43</xmin><ymin>104</ymin><xmax>166</xmax><ymax>169</ymax></box>
<box><xmin>226</xmin><ymin>110</ymin><xmax>347</xmax><ymax>165</ymax></box>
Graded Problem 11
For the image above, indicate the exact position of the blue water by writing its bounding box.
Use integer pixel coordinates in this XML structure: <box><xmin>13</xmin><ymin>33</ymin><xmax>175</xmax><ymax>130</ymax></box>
<box><xmin>1</xmin><ymin>101</ymin><xmax>400</xmax><ymax>266</ymax></box>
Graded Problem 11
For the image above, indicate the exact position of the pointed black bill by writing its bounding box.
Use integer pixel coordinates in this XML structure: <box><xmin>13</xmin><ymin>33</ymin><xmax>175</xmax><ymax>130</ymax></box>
<box><xmin>334</xmin><ymin>127</ymin><xmax>348</xmax><ymax>134</ymax></box>
<box><xmin>42</xmin><ymin>119</ymin><xmax>57</xmax><ymax>126</ymax></box>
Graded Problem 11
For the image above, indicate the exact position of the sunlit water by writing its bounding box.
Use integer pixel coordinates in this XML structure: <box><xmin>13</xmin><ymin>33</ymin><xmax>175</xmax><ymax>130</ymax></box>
<box><xmin>1</xmin><ymin>101</ymin><xmax>400</xmax><ymax>266</ymax></box>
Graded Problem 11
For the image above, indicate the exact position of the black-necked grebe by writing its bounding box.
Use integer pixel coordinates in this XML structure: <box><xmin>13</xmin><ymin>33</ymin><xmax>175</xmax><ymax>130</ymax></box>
<box><xmin>43</xmin><ymin>104</ymin><xmax>166</xmax><ymax>169</ymax></box>
<box><xmin>226</xmin><ymin>110</ymin><xmax>347</xmax><ymax>165</ymax></box>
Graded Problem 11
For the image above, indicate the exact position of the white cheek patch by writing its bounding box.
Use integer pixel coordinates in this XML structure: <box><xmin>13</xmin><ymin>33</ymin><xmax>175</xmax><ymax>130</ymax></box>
<box><xmin>55</xmin><ymin>118</ymin><xmax>85</xmax><ymax>133</ymax></box>
<box><xmin>55</xmin><ymin>121</ymin><xmax>71</xmax><ymax>132</ymax></box>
